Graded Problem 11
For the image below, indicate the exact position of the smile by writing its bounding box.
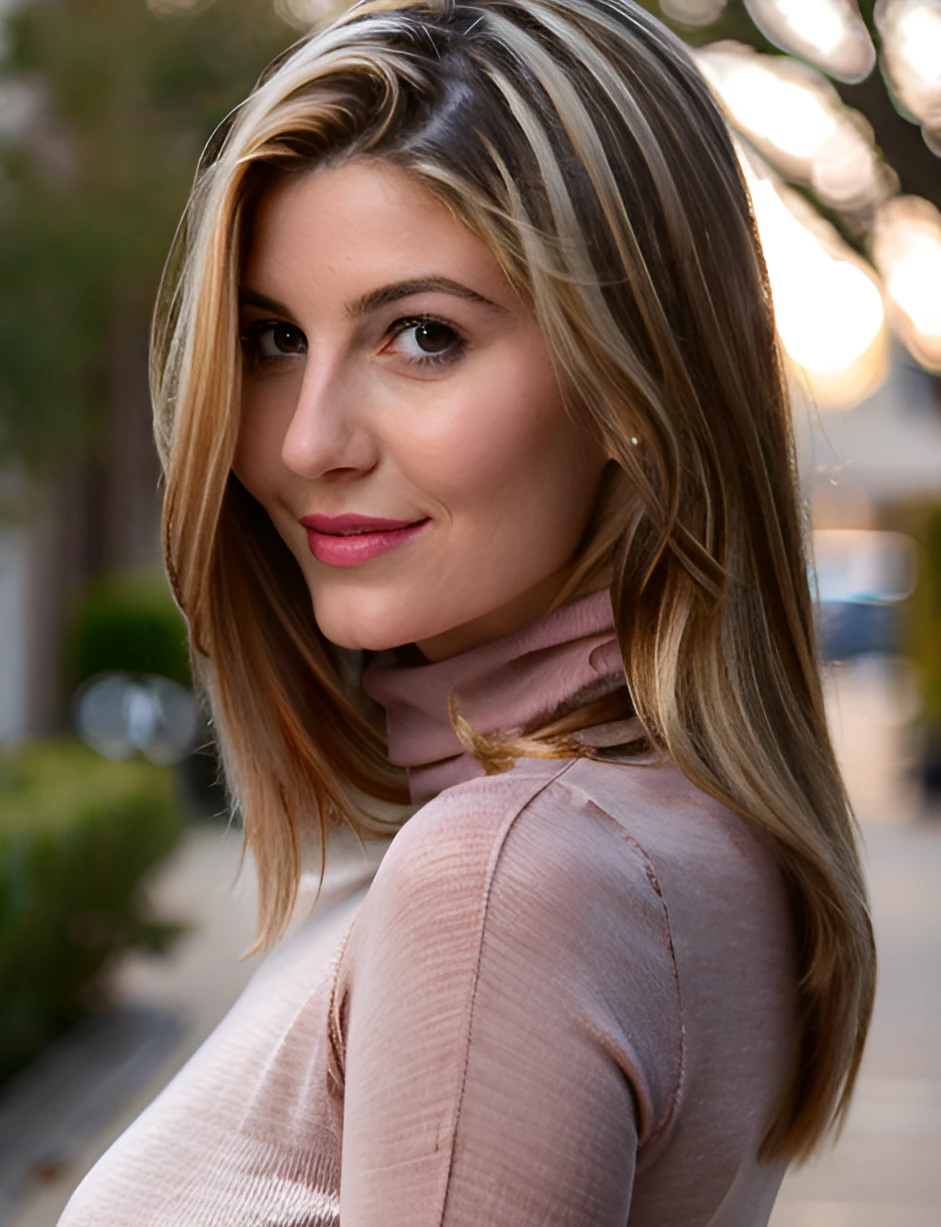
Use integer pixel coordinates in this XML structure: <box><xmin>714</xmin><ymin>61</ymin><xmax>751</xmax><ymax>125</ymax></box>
<box><xmin>304</xmin><ymin>519</ymin><xmax>432</xmax><ymax>567</ymax></box>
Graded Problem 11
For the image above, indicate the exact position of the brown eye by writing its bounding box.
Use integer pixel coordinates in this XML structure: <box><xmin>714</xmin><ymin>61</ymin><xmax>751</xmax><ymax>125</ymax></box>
<box><xmin>269</xmin><ymin>323</ymin><xmax>305</xmax><ymax>354</ymax></box>
<box><xmin>241</xmin><ymin>320</ymin><xmax>308</xmax><ymax>364</ymax></box>
<box><xmin>412</xmin><ymin>320</ymin><xmax>454</xmax><ymax>353</ymax></box>
<box><xmin>387</xmin><ymin>316</ymin><xmax>466</xmax><ymax>368</ymax></box>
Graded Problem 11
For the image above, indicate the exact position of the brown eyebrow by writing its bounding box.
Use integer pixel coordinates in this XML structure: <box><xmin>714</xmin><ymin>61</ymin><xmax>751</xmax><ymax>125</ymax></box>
<box><xmin>345</xmin><ymin>276</ymin><xmax>512</xmax><ymax>319</ymax></box>
<box><xmin>238</xmin><ymin>277</ymin><xmax>513</xmax><ymax>320</ymax></box>
<box><xmin>239</xmin><ymin>288</ymin><xmax>293</xmax><ymax>316</ymax></box>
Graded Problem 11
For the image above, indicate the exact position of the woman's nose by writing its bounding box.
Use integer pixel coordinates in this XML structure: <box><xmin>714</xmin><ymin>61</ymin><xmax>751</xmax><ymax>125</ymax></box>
<box><xmin>280</xmin><ymin>356</ymin><xmax>379</xmax><ymax>481</ymax></box>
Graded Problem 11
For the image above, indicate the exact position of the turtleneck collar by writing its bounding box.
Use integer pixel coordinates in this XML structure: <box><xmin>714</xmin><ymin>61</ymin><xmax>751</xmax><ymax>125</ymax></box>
<box><xmin>360</xmin><ymin>586</ymin><xmax>631</xmax><ymax>804</ymax></box>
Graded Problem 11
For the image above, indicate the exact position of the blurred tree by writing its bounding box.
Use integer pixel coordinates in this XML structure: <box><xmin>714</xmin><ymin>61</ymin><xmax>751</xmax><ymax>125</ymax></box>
<box><xmin>1</xmin><ymin>0</ymin><xmax>937</xmax><ymax>727</ymax></box>
<box><xmin>0</xmin><ymin>0</ymin><xmax>295</xmax><ymax>483</ymax></box>
<box><xmin>0</xmin><ymin>0</ymin><xmax>297</xmax><ymax>732</ymax></box>
<box><xmin>2</xmin><ymin>0</ymin><xmax>938</xmax><ymax>483</ymax></box>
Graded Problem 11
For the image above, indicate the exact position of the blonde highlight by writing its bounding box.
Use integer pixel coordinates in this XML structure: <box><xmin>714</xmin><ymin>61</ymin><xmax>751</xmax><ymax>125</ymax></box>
<box><xmin>151</xmin><ymin>0</ymin><xmax>875</xmax><ymax>1164</ymax></box>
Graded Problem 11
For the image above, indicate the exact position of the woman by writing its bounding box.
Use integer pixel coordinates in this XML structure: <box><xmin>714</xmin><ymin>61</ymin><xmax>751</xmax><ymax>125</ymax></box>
<box><xmin>59</xmin><ymin>0</ymin><xmax>876</xmax><ymax>1223</ymax></box>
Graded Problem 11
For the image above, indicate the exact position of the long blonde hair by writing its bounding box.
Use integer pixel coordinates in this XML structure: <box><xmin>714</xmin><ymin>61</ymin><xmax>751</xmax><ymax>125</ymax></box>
<box><xmin>151</xmin><ymin>0</ymin><xmax>875</xmax><ymax>1165</ymax></box>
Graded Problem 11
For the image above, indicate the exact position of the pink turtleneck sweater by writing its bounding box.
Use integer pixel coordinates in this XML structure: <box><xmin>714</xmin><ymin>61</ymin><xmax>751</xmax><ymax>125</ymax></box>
<box><xmin>57</xmin><ymin>587</ymin><xmax>799</xmax><ymax>1226</ymax></box>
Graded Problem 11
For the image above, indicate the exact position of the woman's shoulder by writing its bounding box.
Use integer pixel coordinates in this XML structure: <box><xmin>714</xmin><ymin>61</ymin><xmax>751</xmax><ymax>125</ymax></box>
<box><xmin>363</xmin><ymin>759</ymin><xmax>650</xmax><ymax>904</ymax></box>
<box><xmin>560</xmin><ymin>752</ymin><xmax>787</xmax><ymax>878</ymax></box>
<box><xmin>339</xmin><ymin>750</ymin><xmax>794</xmax><ymax>1010</ymax></box>
<box><xmin>347</xmin><ymin>757</ymin><xmax>688</xmax><ymax>976</ymax></box>
<box><xmin>332</xmin><ymin>757</ymin><xmax>688</xmax><ymax>1156</ymax></box>
<box><xmin>368</xmin><ymin>751</ymin><xmax>783</xmax><ymax>911</ymax></box>
<box><xmin>345</xmin><ymin>752</ymin><xmax>795</xmax><ymax>1046</ymax></box>
<box><xmin>330</xmin><ymin>762</ymin><xmax>796</xmax><ymax>1195</ymax></box>
<box><xmin>555</xmin><ymin>755</ymin><xmax>796</xmax><ymax>963</ymax></box>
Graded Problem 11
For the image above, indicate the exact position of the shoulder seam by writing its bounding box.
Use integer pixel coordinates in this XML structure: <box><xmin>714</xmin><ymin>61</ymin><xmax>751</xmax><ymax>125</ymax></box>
<box><xmin>617</xmin><ymin>827</ymin><xmax>687</xmax><ymax>1151</ymax></box>
<box><xmin>547</xmin><ymin>778</ymin><xmax>687</xmax><ymax>1154</ymax></box>
<box><xmin>438</xmin><ymin>757</ymin><xmax>581</xmax><ymax>1223</ymax></box>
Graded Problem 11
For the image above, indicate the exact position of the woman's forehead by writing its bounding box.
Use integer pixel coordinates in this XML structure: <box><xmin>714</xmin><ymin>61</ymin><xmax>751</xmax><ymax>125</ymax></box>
<box><xmin>241</xmin><ymin>160</ymin><xmax>522</xmax><ymax>315</ymax></box>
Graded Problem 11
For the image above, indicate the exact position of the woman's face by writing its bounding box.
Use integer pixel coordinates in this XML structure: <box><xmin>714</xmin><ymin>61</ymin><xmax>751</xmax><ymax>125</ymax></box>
<box><xmin>234</xmin><ymin>159</ymin><xmax>609</xmax><ymax>662</ymax></box>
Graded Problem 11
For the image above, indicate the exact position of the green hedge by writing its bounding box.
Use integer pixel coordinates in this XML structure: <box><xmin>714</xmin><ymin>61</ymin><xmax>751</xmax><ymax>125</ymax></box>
<box><xmin>68</xmin><ymin>571</ymin><xmax>192</xmax><ymax>690</ymax></box>
<box><xmin>899</xmin><ymin>504</ymin><xmax>941</xmax><ymax>728</ymax></box>
<box><xmin>0</xmin><ymin>738</ymin><xmax>185</xmax><ymax>1087</ymax></box>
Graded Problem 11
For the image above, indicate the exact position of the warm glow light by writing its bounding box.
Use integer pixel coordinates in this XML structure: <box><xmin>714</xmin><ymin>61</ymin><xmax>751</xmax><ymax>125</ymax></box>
<box><xmin>878</xmin><ymin>0</ymin><xmax>941</xmax><ymax>152</ymax></box>
<box><xmin>774</xmin><ymin>0</ymin><xmax>845</xmax><ymax>54</ymax></box>
<box><xmin>896</xmin><ymin>4</ymin><xmax>941</xmax><ymax>84</ymax></box>
<box><xmin>873</xmin><ymin>195</ymin><xmax>941</xmax><ymax>369</ymax></box>
<box><xmin>695</xmin><ymin>45</ymin><xmax>893</xmax><ymax>212</ymax></box>
<box><xmin>744</xmin><ymin>0</ymin><xmax>875</xmax><ymax>82</ymax></box>
<box><xmin>696</xmin><ymin>49</ymin><xmax>840</xmax><ymax>163</ymax></box>
<box><xmin>738</xmin><ymin>149</ymin><xmax>888</xmax><ymax>405</ymax></box>
<box><xmin>722</xmin><ymin>67</ymin><xmax>837</xmax><ymax>157</ymax></box>
<box><xmin>812</xmin><ymin>122</ymin><xmax>894</xmax><ymax>212</ymax></box>
<box><xmin>759</xmin><ymin>203</ymin><xmax>883</xmax><ymax>373</ymax></box>
<box><xmin>888</xmin><ymin>242</ymin><xmax>941</xmax><ymax>337</ymax></box>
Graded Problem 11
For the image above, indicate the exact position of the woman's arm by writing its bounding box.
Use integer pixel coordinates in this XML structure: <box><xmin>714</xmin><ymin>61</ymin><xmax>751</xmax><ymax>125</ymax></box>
<box><xmin>331</xmin><ymin>771</ymin><xmax>683</xmax><ymax>1225</ymax></box>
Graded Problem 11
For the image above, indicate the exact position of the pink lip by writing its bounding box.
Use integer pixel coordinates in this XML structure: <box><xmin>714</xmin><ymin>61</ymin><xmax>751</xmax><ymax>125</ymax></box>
<box><xmin>299</xmin><ymin>513</ymin><xmax>422</xmax><ymax>533</ymax></box>
<box><xmin>298</xmin><ymin>514</ymin><xmax>432</xmax><ymax>567</ymax></box>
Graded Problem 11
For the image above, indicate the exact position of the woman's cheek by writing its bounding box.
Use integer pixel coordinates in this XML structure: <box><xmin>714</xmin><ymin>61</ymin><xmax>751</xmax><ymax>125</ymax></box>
<box><xmin>233</xmin><ymin>387</ymin><xmax>292</xmax><ymax>499</ymax></box>
<box><xmin>398</xmin><ymin>383</ymin><xmax>550</xmax><ymax>506</ymax></box>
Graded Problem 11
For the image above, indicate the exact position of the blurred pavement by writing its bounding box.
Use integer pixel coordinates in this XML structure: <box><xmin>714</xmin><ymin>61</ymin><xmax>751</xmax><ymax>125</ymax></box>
<box><xmin>6</xmin><ymin>823</ymin><xmax>263</xmax><ymax>1227</ymax></box>
<box><xmin>771</xmin><ymin>658</ymin><xmax>941</xmax><ymax>1224</ymax></box>
<box><xmin>6</xmin><ymin>658</ymin><xmax>941</xmax><ymax>1225</ymax></box>
<box><xmin>770</xmin><ymin>816</ymin><xmax>941</xmax><ymax>1227</ymax></box>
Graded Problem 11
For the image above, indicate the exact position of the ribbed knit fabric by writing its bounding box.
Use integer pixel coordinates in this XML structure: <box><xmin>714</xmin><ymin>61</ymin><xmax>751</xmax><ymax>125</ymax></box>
<box><xmin>360</xmin><ymin>586</ymin><xmax>630</xmax><ymax>803</ymax></box>
<box><xmin>57</xmin><ymin>587</ymin><xmax>799</xmax><ymax>1226</ymax></box>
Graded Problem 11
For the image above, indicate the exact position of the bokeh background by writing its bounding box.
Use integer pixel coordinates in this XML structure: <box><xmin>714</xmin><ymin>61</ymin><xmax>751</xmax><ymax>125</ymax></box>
<box><xmin>0</xmin><ymin>2</ymin><xmax>939</xmax><ymax>1224</ymax></box>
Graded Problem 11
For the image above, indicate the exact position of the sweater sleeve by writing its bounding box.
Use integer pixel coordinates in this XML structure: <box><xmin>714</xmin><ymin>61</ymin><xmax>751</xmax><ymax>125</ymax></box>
<box><xmin>330</xmin><ymin>769</ymin><xmax>684</xmax><ymax>1226</ymax></box>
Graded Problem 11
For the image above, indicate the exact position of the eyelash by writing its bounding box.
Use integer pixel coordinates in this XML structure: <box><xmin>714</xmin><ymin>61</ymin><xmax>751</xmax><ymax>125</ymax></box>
<box><xmin>389</xmin><ymin>315</ymin><xmax>467</xmax><ymax>368</ymax></box>
<box><xmin>239</xmin><ymin>314</ymin><xmax>467</xmax><ymax>370</ymax></box>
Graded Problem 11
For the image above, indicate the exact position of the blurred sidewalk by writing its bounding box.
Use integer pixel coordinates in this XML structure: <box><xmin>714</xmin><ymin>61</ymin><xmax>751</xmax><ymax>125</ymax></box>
<box><xmin>770</xmin><ymin>815</ymin><xmax>941</xmax><ymax>1227</ymax></box>
<box><xmin>6</xmin><ymin>822</ymin><xmax>263</xmax><ymax>1227</ymax></box>
<box><xmin>6</xmin><ymin>666</ymin><xmax>941</xmax><ymax>1224</ymax></box>
<box><xmin>770</xmin><ymin>657</ymin><xmax>941</xmax><ymax>1224</ymax></box>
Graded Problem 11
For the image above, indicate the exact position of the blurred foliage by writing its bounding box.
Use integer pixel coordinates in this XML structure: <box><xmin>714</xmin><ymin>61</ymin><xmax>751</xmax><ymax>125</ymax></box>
<box><xmin>68</xmin><ymin>569</ymin><xmax>192</xmax><ymax>690</ymax></box>
<box><xmin>0</xmin><ymin>0</ymin><xmax>296</xmax><ymax>480</ymax></box>
<box><xmin>1</xmin><ymin>0</ymin><xmax>938</xmax><ymax>480</ymax></box>
<box><xmin>0</xmin><ymin>737</ymin><xmax>184</xmax><ymax>1087</ymax></box>
<box><xmin>910</xmin><ymin>506</ymin><xmax>941</xmax><ymax>726</ymax></box>
<box><xmin>884</xmin><ymin>498</ymin><xmax>941</xmax><ymax>727</ymax></box>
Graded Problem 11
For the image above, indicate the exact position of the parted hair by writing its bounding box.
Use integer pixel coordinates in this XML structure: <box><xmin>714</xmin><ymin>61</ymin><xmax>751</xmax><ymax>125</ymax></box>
<box><xmin>151</xmin><ymin>0</ymin><xmax>876</xmax><ymax>1165</ymax></box>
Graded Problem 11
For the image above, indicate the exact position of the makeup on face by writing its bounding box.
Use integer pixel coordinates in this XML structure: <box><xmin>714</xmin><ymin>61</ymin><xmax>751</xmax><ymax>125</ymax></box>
<box><xmin>232</xmin><ymin>159</ymin><xmax>609</xmax><ymax>659</ymax></box>
<box><xmin>299</xmin><ymin>513</ymin><xmax>433</xmax><ymax>567</ymax></box>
